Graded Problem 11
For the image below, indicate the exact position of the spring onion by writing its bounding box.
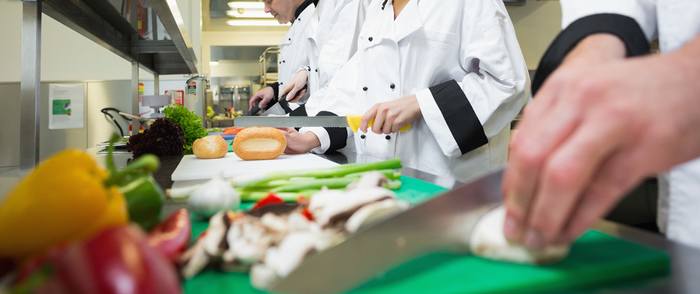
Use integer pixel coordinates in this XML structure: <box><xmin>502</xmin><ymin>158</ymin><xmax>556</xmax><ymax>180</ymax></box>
<box><xmin>232</xmin><ymin>158</ymin><xmax>402</xmax><ymax>189</ymax></box>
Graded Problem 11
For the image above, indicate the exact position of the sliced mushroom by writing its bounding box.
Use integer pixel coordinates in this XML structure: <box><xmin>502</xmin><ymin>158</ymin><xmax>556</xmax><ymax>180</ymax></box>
<box><xmin>263</xmin><ymin>231</ymin><xmax>330</xmax><ymax>278</ymax></box>
<box><xmin>306</xmin><ymin>189</ymin><xmax>346</xmax><ymax>214</ymax></box>
<box><xmin>344</xmin><ymin>199</ymin><xmax>410</xmax><ymax>233</ymax></box>
<box><xmin>224</xmin><ymin>218</ymin><xmax>272</xmax><ymax>267</ymax></box>
<box><xmin>346</xmin><ymin>170</ymin><xmax>391</xmax><ymax>190</ymax></box>
<box><xmin>469</xmin><ymin>205</ymin><xmax>570</xmax><ymax>265</ymax></box>
<box><xmin>310</xmin><ymin>187</ymin><xmax>397</xmax><ymax>228</ymax></box>
<box><xmin>260</xmin><ymin>212</ymin><xmax>289</xmax><ymax>236</ymax></box>
<box><xmin>286</xmin><ymin>211</ymin><xmax>312</xmax><ymax>232</ymax></box>
<box><xmin>203</xmin><ymin>211</ymin><xmax>231</xmax><ymax>256</ymax></box>
<box><xmin>180</xmin><ymin>238</ymin><xmax>211</xmax><ymax>279</ymax></box>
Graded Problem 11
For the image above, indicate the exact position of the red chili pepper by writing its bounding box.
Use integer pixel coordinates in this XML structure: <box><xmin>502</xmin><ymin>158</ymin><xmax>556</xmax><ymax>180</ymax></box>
<box><xmin>148</xmin><ymin>209</ymin><xmax>192</xmax><ymax>265</ymax></box>
<box><xmin>300</xmin><ymin>207</ymin><xmax>314</xmax><ymax>221</ymax></box>
<box><xmin>12</xmin><ymin>225</ymin><xmax>182</xmax><ymax>294</ymax></box>
<box><xmin>251</xmin><ymin>193</ymin><xmax>284</xmax><ymax>211</ymax></box>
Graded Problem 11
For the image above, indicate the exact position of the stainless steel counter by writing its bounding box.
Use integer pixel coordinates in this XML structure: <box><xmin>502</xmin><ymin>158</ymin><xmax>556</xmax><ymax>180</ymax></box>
<box><xmin>88</xmin><ymin>147</ymin><xmax>700</xmax><ymax>293</ymax></box>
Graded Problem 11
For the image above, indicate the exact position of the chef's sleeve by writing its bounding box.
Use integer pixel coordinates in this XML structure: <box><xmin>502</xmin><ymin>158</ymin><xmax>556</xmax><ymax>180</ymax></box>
<box><xmin>297</xmin><ymin>53</ymin><xmax>360</xmax><ymax>154</ymax></box>
<box><xmin>415</xmin><ymin>3</ymin><xmax>529</xmax><ymax>159</ymax></box>
<box><xmin>291</xmin><ymin>106</ymin><xmax>349</xmax><ymax>154</ymax></box>
<box><xmin>533</xmin><ymin>1</ymin><xmax>654</xmax><ymax>94</ymax></box>
<box><xmin>560</xmin><ymin>0</ymin><xmax>657</xmax><ymax>40</ymax></box>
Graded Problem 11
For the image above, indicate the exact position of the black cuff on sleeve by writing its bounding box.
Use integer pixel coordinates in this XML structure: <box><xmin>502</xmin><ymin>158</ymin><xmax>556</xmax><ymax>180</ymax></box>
<box><xmin>532</xmin><ymin>13</ymin><xmax>650</xmax><ymax>95</ymax></box>
<box><xmin>430</xmin><ymin>80</ymin><xmax>488</xmax><ymax>154</ymax></box>
<box><xmin>289</xmin><ymin>107</ymin><xmax>346</xmax><ymax>153</ymax></box>
<box><xmin>267</xmin><ymin>83</ymin><xmax>280</xmax><ymax>110</ymax></box>
<box><xmin>317</xmin><ymin>111</ymin><xmax>347</xmax><ymax>153</ymax></box>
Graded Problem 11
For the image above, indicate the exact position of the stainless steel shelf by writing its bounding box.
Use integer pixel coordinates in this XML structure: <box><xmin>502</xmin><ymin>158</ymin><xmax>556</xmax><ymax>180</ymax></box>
<box><xmin>41</xmin><ymin>0</ymin><xmax>198</xmax><ymax>75</ymax></box>
<box><xmin>19</xmin><ymin>0</ymin><xmax>199</xmax><ymax>174</ymax></box>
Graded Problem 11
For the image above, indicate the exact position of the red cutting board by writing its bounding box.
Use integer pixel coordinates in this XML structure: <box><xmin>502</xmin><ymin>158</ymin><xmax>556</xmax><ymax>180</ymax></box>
<box><xmin>183</xmin><ymin>176</ymin><xmax>670</xmax><ymax>293</ymax></box>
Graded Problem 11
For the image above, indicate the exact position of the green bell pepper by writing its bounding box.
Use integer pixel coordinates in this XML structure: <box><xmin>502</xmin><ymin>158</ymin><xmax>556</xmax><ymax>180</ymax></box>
<box><xmin>105</xmin><ymin>134</ymin><xmax>165</xmax><ymax>231</ymax></box>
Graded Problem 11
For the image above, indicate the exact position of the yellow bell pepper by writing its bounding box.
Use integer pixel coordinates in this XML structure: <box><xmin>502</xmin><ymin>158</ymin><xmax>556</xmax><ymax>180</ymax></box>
<box><xmin>0</xmin><ymin>149</ymin><xmax>128</xmax><ymax>260</ymax></box>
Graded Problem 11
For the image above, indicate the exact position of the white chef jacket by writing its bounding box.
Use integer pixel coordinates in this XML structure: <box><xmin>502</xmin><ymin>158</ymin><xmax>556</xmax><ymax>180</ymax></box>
<box><xmin>296</xmin><ymin>0</ymin><xmax>371</xmax><ymax>152</ymax></box>
<box><xmin>276</xmin><ymin>1</ymin><xmax>316</xmax><ymax>111</ymax></box>
<box><xmin>561</xmin><ymin>0</ymin><xmax>700</xmax><ymax>249</ymax></box>
<box><xmin>319</xmin><ymin>0</ymin><xmax>530</xmax><ymax>186</ymax></box>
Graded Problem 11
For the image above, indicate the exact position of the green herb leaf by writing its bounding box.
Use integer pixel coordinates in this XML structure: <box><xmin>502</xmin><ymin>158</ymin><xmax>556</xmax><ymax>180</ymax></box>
<box><xmin>162</xmin><ymin>105</ymin><xmax>208</xmax><ymax>154</ymax></box>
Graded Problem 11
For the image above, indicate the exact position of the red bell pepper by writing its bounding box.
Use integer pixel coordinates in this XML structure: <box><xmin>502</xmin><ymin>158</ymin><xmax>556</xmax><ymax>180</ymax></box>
<box><xmin>12</xmin><ymin>225</ymin><xmax>182</xmax><ymax>294</ymax></box>
<box><xmin>148</xmin><ymin>208</ymin><xmax>192</xmax><ymax>265</ymax></box>
<box><xmin>251</xmin><ymin>193</ymin><xmax>284</xmax><ymax>211</ymax></box>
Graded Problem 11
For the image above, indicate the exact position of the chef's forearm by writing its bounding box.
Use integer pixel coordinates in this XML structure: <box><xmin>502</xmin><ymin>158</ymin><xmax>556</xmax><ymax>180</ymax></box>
<box><xmin>532</xmin><ymin>13</ymin><xmax>650</xmax><ymax>95</ymax></box>
<box><xmin>561</xmin><ymin>34</ymin><xmax>627</xmax><ymax>67</ymax></box>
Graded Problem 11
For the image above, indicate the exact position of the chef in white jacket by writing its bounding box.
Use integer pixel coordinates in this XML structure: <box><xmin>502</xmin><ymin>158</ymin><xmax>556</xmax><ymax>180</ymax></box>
<box><xmin>278</xmin><ymin>0</ymin><xmax>372</xmax><ymax>154</ymax></box>
<box><xmin>503</xmin><ymin>0</ymin><xmax>700</xmax><ymax>250</ymax></box>
<box><xmin>248</xmin><ymin>0</ymin><xmax>316</xmax><ymax>114</ymax></box>
<box><xmin>292</xmin><ymin>0</ymin><xmax>530</xmax><ymax>186</ymax></box>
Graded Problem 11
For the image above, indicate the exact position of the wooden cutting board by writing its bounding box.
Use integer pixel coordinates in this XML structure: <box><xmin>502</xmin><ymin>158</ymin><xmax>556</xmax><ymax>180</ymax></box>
<box><xmin>171</xmin><ymin>153</ymin><xmax>340</xmax><ymax>181</ymax></box>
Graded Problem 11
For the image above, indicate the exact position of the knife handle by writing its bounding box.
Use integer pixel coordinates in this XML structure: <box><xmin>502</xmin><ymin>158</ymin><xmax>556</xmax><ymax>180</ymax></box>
<box><xmin>249</xmin><ymin>103</ymin><xmax>262</xmax><ymax>116</ymax></box>
<box><xmin>250</xmin><ymin>96</ymin><xmax>278</xmax><ymax>116</ymax></box>
<box><xmin>346</xmin><ymin>115</ymin><xmax>411</xmax><ymax>133</ymax></box>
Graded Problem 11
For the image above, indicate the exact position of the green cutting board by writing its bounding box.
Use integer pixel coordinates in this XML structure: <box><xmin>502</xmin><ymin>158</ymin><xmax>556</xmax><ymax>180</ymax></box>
<box><xmin>183</xmin><ymin>176</ymin><xmax>669</xmax><ymax>293</ymax></box>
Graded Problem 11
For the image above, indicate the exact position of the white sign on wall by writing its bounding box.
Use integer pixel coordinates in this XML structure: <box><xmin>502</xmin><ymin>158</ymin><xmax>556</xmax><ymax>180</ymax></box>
<box><xmin>49</xmin><ymin>83</ymin><xmax>84</xmax><ymax>129</ymax></box>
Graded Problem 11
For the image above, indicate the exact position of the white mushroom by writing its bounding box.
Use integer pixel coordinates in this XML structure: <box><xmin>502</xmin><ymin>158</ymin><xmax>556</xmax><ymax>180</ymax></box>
<box><xmin>469</xmin><ymin>205</ymin><xmax>570</xmax><ymax>265</ymax></box>
<box><xmin>260</xmin><ymin>212</ymin><xmax>289</xmax><ymax>236</ymax></box>
<box><xmin>180</xmin><ymin>241</ymin><xmax>211</xmax><ymax>279</ymax></box>
<box><xmin>202</xmin><ymin>211</ymin><xmax>231</xmax><ymax>256</ymax></box>
<box><xmin>346</xmin><ymin>170</ymin><xmax>391</xmax><ymax>190</ymax></box>
<box><xmin>286</xmin><ymin>211</ymin><xmax>313</xmax><ymax>232</ymax></box>
<box><xmin>344</xmin><ymin>199</ymin><xmax>410</xmax><ymax>233</ymax></box>
<box><xmin>309</xmin><ymin>187</ymin><xmax>397</xmax><ymax>228</ymax></box>
<box><xmin>263</xmin><ymin>231</ymin><xmax>331</xmax><ymax>278</ymax></box>
<box><xmin>306</xmin><ymin>189</ymin><xmax>346</xmax><ymax>214</ymax></box>
<box><xmin>224</xmin><ymin>218</ymin><xmax>272</xmax><ymax>266</ymax></box>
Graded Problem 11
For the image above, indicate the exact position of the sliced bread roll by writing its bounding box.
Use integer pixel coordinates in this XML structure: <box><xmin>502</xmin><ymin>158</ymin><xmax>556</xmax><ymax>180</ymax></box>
<box><xmin>193</xmin><ymin>135</ymin><xmax>229</xmax><ymax>159</ymax></box>
<box><xmin>232</xmin><ymin>127</ymin><xmax>286</xmax><ymax>160</ymax></box>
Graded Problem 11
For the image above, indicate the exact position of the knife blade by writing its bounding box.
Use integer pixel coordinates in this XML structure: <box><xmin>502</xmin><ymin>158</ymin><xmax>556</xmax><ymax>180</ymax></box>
<box><xmin>270</xmin><ymin>169</ymin><xmax>503</xmax><ymax>294</ymax></box>
<box><xmin>233</xmin><ymin>115</ymin><xmax>411</xmax><ymax>132</ymax></box>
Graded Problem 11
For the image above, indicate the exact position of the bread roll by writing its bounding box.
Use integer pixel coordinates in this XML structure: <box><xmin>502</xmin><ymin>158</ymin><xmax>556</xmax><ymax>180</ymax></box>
<box><xmin>193</xmin><ymin>135</ymin><xmax>229</xmax><ymax>159</ymax></box>
<box><xmin>232</xmin><ymin>127</ymin><xmax>286</xmax><ymax>160</ymax></box>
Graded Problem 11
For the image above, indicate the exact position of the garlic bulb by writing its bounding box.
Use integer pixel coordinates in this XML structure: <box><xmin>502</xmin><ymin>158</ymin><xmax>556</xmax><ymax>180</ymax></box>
<box><xmin>188</xmin><ymin>173</ymin><xmax>240</xmax><ymax>218</ymax></box>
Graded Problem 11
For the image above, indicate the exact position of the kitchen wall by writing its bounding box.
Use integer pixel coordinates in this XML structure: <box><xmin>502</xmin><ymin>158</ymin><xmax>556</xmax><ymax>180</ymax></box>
<box><xmin>506</xmin><ymin>1</ymin><xmax>562</xmax><ymax>70</ymax></box>
<box><xmin>0</xmin><ymin>79</ymin><xmax>190</xmax><ymax>169</ymax></box>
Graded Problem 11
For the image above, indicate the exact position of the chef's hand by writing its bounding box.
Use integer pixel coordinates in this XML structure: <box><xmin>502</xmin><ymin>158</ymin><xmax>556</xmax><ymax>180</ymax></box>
<box><xmin>250</xmin><ymin>86</ymin><xmax>275</xmax><ymax>111</ymax></box>
<box><xmin>360</xmin><ymin>94</ymin><xmax>421</xmax><ymax>134</ymax></box>
<box><xmin>280</xmin><ymin>70</ymin><xmax>309</xmax><ymax>103</ymax></box>
<box><xmin>503</xmin><ymin>33</ymin><xmax>700</xmax><ymax>250</ymax></box>
<box><xmin>279</xmin><ymin>127</ymin><xmax>321</xmax><ymax>154</ymax></box>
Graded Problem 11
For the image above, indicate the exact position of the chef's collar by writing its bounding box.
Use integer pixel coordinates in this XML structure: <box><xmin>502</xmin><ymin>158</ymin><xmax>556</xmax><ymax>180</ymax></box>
<box><xmin>294</xmin><ymin>0</ymin><xmax>318</xmax><ymax>19</ymax></box>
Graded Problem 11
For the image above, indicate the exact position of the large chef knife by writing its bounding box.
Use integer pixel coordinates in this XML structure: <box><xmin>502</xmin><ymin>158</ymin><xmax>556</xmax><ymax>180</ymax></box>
<box><xmin>234</xmin><ymin>115</ymin><xmax>411</xmax><ymax>132</ymax></box>
<box><xmin>270</xmin><ymin>169</ymin><xmax>504</xmax><ymax>294</ymax></box>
